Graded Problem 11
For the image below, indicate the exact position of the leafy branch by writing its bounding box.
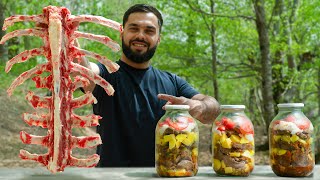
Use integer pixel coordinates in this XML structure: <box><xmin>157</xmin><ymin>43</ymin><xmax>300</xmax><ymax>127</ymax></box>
<box><xmin>183</xmin><ymin>0</ymin><xmax>255</xmax><ymax>21</ymax></box>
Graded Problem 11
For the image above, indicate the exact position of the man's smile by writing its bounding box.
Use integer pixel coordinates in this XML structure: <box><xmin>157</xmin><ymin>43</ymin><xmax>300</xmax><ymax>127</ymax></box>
<box><xmin>130</xmin><ymin>41</ymin><xmax>149</xmax><ymax>52</ymax></box>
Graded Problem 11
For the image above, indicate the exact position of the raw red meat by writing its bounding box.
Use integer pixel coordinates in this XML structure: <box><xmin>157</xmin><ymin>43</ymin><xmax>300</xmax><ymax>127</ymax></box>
<box><xmin>0</xmin><ymin>6</ymin><xmax>122</xmax><ymax>173</ymax></box>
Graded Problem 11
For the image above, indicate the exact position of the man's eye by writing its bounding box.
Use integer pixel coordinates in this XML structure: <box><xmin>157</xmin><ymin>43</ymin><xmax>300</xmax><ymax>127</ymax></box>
<box><xmin>129</xmin><ymin>28</ymin><xmax>138</xmax><ymax>31</ymax></box>
<box><xmin>146</xmin><ymin>30</ymin><xmax>155</xmax><ymax>34</ymax></box>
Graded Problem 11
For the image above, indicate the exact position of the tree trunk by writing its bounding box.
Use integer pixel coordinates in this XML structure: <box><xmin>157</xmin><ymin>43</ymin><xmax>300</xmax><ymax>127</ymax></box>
<box><xmin>0</xmin><ymin>1</ymin><xmax>8</xmax><ymax>62</ymax></box>
<box><xmin>209</xmin><ymin>0</ymin><xmax>219</xmax><ymax>101</ymax></box>
<box><xmin>253</xmin><ymin>0</ymin><xmax>275</xmax><ymax>132</ymax></box>
<box><xmin>271</xmin><ymin>0</ymin><xmax>300</xmax><ymax>103</ymax></box>
<box><xmin>287</xmin><ymin>0</ymin><xmax>300</xmax><ymax>69</ymax></box>
<box><xmin>272</xmin><ymin>0</ymin><xmax>286</xmax><ymax>105</ymax></box>
<box><xmin>316</xmin><ymin>65</ymin><xmax>320</xmax><ymax>163</ymax></box>
<box><xmin>318</xmin><ymin>68</ymin><xmax>320</xmax><ymax>116</ymax></box>
<box><xmin>281</xmin><ymin>0</ymin><xmax>300</xmax><ymax>102</ymax></box>
<box><xmin>186</xmin><ymin>18</ymin><xmax>196</xmax><ymax>66</ymax></box>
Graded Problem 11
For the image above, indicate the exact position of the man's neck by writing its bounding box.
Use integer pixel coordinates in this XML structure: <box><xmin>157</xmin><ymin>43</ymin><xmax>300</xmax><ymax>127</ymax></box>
<box><xmin>121</xmin><ymin>55</ymin><xmax>150</xmax><ymax>69</ymax></box>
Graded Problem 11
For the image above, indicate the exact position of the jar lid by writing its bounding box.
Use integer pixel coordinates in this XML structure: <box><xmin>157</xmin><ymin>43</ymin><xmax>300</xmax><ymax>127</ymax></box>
<box><xmin>165</xmin><ymin>105</ymin><xmax>190</xmax><ymax>110</ymax></box>
<box><xmin>277</xmin><ymin>103</ymin><xmax>304</xmax><ymax>108</ymax></box>
<box><xmin>221</xmin><ymin>105</ymin><xmax>245</xmax><ymax>110</ymax></box>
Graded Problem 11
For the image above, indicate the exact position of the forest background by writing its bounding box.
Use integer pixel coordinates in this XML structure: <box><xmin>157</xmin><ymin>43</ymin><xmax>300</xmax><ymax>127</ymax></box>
<box><xmin>0</xmin><ymin>0</ymin><xmax>319</xmax><ymax>167</ymax></box>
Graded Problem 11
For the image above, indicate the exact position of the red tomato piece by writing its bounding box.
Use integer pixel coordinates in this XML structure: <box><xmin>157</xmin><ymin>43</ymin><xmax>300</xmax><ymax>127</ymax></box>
<box><xmin>159</xmin><ymin>117</ymin><xmax>171</xmax><ymax>127</ymax></box>
<box><xmin>273</xmin><ymin>120</ymin><xmax>281</xmax><ymax>125</ymax></box>
<box><xmin>239</xmin><ymin>122</ymin><xmax>254</xmax><ymax>134</ymax></box>
<box><xmin>167</xmin><ymin>117</ymin><xmax>189</xmax><ymax>130</ymax></box>
<box><xmin>285</xmin><ymin>115</ymin><xmax>295</xmax><ymax>122</ymax></box>
<box><xmin>215</xmin><ymin>121</ymin><xmax>222</xmax><ymax>126</ymax></box>
<box><xmin>221</xmin><ymin>117</ymin><xmax>235</xmax><ymax>130</ymax></box>
<box><xmin>285</xmin><ymin>115</ymin><xmax>310</xmax><ymax>130</ymax></box>
<box><xmin>217</xmin><ymin>126</ymin><xmax>225</xmax><ymax>131</ymax></box>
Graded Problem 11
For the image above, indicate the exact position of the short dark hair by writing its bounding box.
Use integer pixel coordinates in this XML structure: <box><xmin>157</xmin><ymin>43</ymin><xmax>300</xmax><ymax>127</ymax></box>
<box><xmin>123</xmin><ymin>4</ymin><xmax>163</xmax><ymax>33</ymax></box>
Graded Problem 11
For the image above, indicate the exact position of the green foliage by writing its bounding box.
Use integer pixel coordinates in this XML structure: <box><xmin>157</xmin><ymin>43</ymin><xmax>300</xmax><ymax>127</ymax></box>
<box><xmin>1</xmin><ymin>0</ymin><xmax>320</xmax><ymax>127</ymax></box>
<box><xmin>153</xmin><ymin>0</ymin><xmax>320</xmax><ymax>128</ymax></box>
<box><xmin>0</xmin><ymin>0</ymin><xmax>147</xmax><ymax>91</ymax></box>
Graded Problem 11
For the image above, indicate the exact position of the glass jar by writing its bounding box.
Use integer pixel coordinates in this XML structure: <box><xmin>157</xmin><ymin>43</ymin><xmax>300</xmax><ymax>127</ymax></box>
<box><xmin>269</xmin><ymin>103</ymin><xmax>314</xmax><ymax>177</ymax></box>
<box><xmin>212</xmin><ymin>105</ymin><xmax>254</xmax><ymax>176</ymax></box>
<box><xmin>155</xmin><ymin>105</ymin><xmax>199</xmax><ymax>177</ymax></box>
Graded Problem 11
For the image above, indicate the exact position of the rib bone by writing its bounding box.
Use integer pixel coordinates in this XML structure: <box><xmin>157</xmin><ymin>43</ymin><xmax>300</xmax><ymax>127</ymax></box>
<box><xmin>2</xmin><ymin>15</ymin><xmax>47</xmax><ymax>30</ymax></box>
<box><xmin>5</xmin><ymin>47</ymin><xmax>45</xmax><ymax>73</ymax></box>
<box><xmin>1</xmin><ymin>5</ymin><xmax>122</xmax><ymax>173</ymax></box>
<box><xmin>72</xmin><ymin>31</ymin><xmax>120</xmax><ymax>51</ymax></box>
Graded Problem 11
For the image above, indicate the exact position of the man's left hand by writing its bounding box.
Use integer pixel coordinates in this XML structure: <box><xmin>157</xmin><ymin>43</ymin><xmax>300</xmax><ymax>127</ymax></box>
<box><xmin>158</xmin><ymin>94</ymin><xmax>220</xmax><ymax>124</ymax></box>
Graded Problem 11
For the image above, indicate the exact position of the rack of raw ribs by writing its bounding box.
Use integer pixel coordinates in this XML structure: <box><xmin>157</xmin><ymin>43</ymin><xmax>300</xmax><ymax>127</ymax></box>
<box><xmin>0</xmin><ymin>6</ymin><xmax>122</xmax><ymax>173</ymax></box>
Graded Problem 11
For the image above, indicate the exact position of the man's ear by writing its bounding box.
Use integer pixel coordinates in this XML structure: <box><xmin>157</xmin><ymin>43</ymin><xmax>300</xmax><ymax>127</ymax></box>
<box><xmin>120</xmin><ymin>31</ymin><xmax>123</xmax><ymax>41</ymax></box>
<box><xmin>157</xmin><ymin>35</ymin><xmax>161</xmax><ymax>44</ymax></box>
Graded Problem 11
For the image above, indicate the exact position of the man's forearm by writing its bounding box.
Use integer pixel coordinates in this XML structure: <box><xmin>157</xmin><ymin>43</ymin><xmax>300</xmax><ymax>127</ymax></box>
<box><xmin>72</xmin><ymin>54</ymin><xmax>98</xmax><ymax>92</ymax></box>
<box><xmin>72</xmin><ymin>40</ymin><xmax>106</xmax><ymax>93</ymax></box>
<box><xmin>79</xmin><ymin>56</ymin><xmax>91</xmax><ymax>69</ymax></box>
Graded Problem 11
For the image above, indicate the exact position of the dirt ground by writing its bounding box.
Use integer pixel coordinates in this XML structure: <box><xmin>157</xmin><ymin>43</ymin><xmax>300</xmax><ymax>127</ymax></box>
<box><xmin>0</xmin><ymin>89</ymin><xmax>269</xmax><ymax>168</ymax></box>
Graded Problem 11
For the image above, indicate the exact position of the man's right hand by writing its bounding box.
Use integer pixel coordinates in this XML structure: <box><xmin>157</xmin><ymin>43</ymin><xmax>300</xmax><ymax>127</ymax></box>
<box><xmin>72</xmin><ymin>39</ymin><xmax>100</xmax><ymax>93</ymax></box>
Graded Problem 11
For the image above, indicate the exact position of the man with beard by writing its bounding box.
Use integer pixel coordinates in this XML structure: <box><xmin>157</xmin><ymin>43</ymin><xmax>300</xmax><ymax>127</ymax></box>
<box><xmin>80</xmin><ymin>4</ymin><xmax>220</xmax><ymax>167</ymax></box>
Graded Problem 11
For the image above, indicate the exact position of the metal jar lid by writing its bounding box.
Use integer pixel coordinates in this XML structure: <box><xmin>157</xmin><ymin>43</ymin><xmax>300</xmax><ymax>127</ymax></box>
<box><xmin>277</xmin><ymin>103</ymin><xmax>304</xmax><ymax>108</ymax></box>
<box><xmin>164</xmin><ymin>105</ymin><xmax>190</xmax><ymax>110</ymax></box>
<box><xmin>220</xmin><ymin>105</ymin><xmax>245</xmax><ymax>110</ymax></box>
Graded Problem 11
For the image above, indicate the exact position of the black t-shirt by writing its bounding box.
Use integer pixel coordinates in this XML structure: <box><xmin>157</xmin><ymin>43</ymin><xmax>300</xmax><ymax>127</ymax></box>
<box><xmin>92</xmin><ymin>60</ymin><xmax>199</xmax><ymax>167</ymax></box>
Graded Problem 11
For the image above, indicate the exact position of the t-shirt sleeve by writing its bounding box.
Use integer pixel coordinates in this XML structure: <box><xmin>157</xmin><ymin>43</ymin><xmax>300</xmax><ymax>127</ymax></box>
<box><xmin>175</xmin><ymin>75</ymin><xmax>199</xmax><ymax>98</ymax></box>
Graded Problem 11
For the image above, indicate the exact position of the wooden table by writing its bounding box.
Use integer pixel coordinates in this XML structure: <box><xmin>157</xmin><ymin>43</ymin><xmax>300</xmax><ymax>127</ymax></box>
<box><xmin>0</xmin><ymin>165</ymin><xmax>318</xmax><ymax>180</ymax></box>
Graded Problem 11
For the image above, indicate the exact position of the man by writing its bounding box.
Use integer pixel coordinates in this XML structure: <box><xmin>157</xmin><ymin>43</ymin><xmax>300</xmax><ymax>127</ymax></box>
<box><xmin>80</xmin><ymin>4</ymin><xmax>220</xmax><ymax>167</ymax></box>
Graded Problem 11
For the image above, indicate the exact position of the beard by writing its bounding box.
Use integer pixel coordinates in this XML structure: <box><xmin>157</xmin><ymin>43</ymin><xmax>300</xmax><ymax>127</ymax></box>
<box><xmin>122</xmin><ymin>39</ymin><xmax>157</xmax><ymax>64</ymax></box>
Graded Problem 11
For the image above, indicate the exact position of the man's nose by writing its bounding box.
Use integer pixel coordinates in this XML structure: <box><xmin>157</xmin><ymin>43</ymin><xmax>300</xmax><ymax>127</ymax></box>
<box><xmin>135</xmin><ymin>30</ymin><xmax>146</xmax><ymax>40</ymax></box>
